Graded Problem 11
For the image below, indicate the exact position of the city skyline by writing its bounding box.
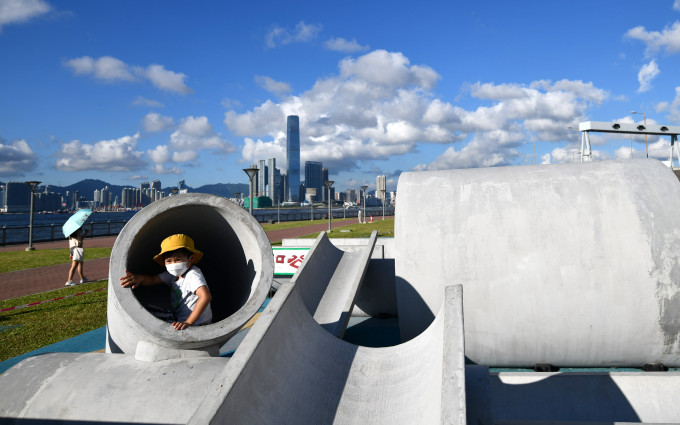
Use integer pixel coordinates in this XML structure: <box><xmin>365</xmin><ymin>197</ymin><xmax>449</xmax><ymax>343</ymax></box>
<box><xmin>2</xmin><ymin>1</ymin><xmax>680</xmax><ymax>192</ymax></box>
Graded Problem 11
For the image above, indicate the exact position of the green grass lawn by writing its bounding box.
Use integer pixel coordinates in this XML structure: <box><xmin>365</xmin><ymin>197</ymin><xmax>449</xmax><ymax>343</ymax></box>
<box><xmin>301</xmin><ymin>217</ymin><xmax>394</xmax><ymax>239</ymax></box>
<box><xmin>260</xmin><ymin>216</ymin><xmax>359</xmax><ymax>232</ymax></box>
<box><xmin>0</xmin><ymin>247</ymin><xmax>113</xmax><ymax>273</ymax></box>
<box><xmin>0</xmin><ymin>280</ymin><xmax>108</xmax><ymax>362</ymax></box>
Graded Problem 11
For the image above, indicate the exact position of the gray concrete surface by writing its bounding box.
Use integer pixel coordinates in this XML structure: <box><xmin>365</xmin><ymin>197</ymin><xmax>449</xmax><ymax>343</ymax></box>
<box><xmin>395</xmin><ymin>159</ymin><xmax>680</xmax><ymax>368</ymax></box>
<box><xmin>292</xmin><ymin>230</ymin><xmax>377</xmax><ymax>337</ymax></box>
<box><xmin>283</xmin><ymin>237</ymin><xmax>398</xmax><ymax>317</ymax></box>
<box><xmin>106</xmin><ymin>193</ymin><xmax>273</xmax><ymax>357</ymax></box>
<box><xmin>0</xmin><ymin>353</ymin><xmax>228</xmax><ymax>423</ymax></box>
<box><xmin>189</xmin><ymin>282</ymin><xmax>467</xmax><ymax>424</ymax></box>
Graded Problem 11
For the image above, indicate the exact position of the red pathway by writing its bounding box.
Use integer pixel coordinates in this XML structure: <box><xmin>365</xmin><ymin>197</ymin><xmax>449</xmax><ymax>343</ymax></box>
<box><xmin>0</xmin><ymin>218</ymin><xmax>362</xmax><ymax>301</ymax></box>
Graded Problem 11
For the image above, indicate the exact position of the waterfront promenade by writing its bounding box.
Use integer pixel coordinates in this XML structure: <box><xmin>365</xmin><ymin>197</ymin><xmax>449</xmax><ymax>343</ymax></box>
<box><xmin>0</xmin><ymin>218</ymin><xmax>360</xmax><ymax>301</ymax></box>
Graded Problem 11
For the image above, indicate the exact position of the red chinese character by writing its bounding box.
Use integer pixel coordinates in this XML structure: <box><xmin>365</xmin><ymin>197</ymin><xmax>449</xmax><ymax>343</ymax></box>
<box><xmin>287</xmin><ymin>255</ymin><xmax>305</xmax><ymax>269</ymax></box>
<box><xmin>275</xmin><ymin>255</ymin><xmax>285</xmax><ymax>264</ymax></box>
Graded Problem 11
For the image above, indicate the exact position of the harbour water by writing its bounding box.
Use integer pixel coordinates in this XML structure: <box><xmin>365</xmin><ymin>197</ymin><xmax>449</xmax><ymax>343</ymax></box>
<box><xmin>0</xmin><ymin>211</ymin><xmax>137</xmax><ymax>246</ymax></box>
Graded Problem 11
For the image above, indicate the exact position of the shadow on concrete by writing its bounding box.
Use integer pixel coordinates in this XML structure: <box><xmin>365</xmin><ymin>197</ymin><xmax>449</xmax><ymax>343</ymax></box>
<box><xmin>489</xmin><ymin>372</ymin><xmax>641</xmax><ymax>422</ymax></box>
<box><xmin>394</xmin><ymin>275</ymin><xmax>435</xmax><ymax>343</ymax></box>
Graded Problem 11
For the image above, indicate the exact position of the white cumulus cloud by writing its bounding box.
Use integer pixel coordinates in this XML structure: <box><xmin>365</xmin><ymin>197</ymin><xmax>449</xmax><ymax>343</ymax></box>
<box><xmin>324</xmin><ymin>37</ymin><xmax>370</xmax><ymax>53</ymax></box>
<box><xmin>64</xmin><ymin>56</ymin><xmax>192</xmax><ymax>94</ymax></box>
<box><xmin>637</xmin><ymin>59</ymin><xmax>660</xmax><ymax>92</ymax></box>
<box><xmin>625</xmin><ymin>21</ymin><xmax>680</xmax><ymax>56</ymax></box>
<box><xmin>0</xmin><ymin>138</ymin><xmax>37</xmax><ymax>175</ymax></box>
<box><xmin>255</xmin><ymin>75</ymin><xmax>292</xmax><ymax>96</ymax></box>
<box><xmin>143</xmin><ymin>112</ymin><xmax>174</xmax><ymax>132</ymax></box>
<box><xmin>170</xmin><ymin>116</ymin><xmax>236</xmax><ymax>154</ymax></box>
<box><xmin>224</xmin><ymin>49</ymin><xmax>609</xmax><ymax>173</ymax></box>
<box><xmin>56</xmin><ymin>133</ymin><xmax>146</xmax><ymax>172</ymax></box>
<box><xmin>143</xmin><ymin>64</ymin><xmax>192</xmax><ymax>94</ymax></box>
<box><xmin>0</xmin><ymin>0</ymin><xmax>50</xmax><ymax>32</ymax></box>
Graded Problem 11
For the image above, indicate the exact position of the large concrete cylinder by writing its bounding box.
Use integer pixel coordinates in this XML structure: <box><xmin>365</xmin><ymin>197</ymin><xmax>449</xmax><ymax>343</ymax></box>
<box><xmin>107</xmin><ymin>193</ymin><xmax>272</xmax><ymax>355</ymax></box>
<box><xmin>395</xmin><ymin>160</ymin><xmax>680</xmax><ymax>367</ymax></box>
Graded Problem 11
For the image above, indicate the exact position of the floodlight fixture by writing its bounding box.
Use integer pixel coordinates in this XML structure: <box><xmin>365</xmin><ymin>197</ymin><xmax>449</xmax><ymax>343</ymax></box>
<box><xmin>243</xmin><ymin>165</ymin><xmax>259</xmax><ymax>215</ymax></box>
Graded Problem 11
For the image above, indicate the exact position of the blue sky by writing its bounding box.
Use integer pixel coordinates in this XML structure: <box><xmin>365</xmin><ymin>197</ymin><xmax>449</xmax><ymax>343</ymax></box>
<box><xmin>1</xmin><ymin>0</ymin><xmax>680</xmax><ymax>192</ymax></box>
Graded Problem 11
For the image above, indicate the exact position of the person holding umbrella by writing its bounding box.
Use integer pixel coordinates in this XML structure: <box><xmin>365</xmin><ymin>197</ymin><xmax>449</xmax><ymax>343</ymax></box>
<box><xmin>66</xmin><ymin>227</ymin><xmax>89</xmax><ymax>286</ymax></box>
<box><xmin>63</xmin><ymin>209</ymin><xmax>91</xmax><ymax>286</ymax></box>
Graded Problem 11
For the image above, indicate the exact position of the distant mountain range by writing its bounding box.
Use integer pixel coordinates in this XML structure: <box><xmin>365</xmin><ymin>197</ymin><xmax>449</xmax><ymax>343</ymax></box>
<box><xmin>1</xmin><ymin>178</ymin><xmax>250</xmax><ymax>201</ymax></box>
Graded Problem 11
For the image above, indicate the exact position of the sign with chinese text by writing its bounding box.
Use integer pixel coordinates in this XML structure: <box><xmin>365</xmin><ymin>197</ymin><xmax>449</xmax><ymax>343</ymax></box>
<box><xmin>273</xmin><ymin>247</ymin><xmax>311</xmax><ymax>276</ymax></box>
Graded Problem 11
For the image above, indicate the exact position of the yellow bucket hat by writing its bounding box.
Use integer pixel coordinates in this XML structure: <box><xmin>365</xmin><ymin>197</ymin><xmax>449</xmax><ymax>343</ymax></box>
<box><xmin>153</xmin><ymin>234</ymin><xmax>203</xmax><ymax>265</ymax></box>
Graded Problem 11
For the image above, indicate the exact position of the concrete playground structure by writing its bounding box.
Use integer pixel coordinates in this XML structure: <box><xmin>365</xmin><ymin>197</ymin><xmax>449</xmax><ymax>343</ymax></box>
<box><xmin>106</xmin><ymin>194</ymin><xmax>272</xmax><ymax>358</ymax></box>
<box><xmin>2</xmin><ymin>159</ymin><xmax>680</xmax><ymax>423</ymax></box>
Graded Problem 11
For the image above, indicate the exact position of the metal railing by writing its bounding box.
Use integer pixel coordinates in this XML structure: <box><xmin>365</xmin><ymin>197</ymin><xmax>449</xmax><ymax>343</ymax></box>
<box><xmin>1</xmin><ymin>220</ymin><xmax>129</xmax><ymax>247</ymax></box>
<box><xmin>252</xmin><ymin>206</ymin><xmax>394</xmax><ymax>223</ymax></box>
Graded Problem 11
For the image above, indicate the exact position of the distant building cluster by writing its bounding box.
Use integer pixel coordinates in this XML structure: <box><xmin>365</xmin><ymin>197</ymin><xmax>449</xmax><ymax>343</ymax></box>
<box><xmin>0</xmin><ymin>182</ymin><xmax>62</xmax><ymax>213</ymax></box>
<box><xmin>0</xmin><ymin>179</ymin><xmax>191</xmax><ymax>213</ymax></box>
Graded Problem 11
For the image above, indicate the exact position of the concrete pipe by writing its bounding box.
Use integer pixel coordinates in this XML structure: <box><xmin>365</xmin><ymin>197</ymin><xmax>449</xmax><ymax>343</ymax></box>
<box><xmin>395</xmin><ymin>159</ymin><xmax>680</xmax><ymax>368</ymax></box>
<box><xmin>107</xmin><ymin>193</ymin><xmax>272</xmax><ymax>358</ymax></box>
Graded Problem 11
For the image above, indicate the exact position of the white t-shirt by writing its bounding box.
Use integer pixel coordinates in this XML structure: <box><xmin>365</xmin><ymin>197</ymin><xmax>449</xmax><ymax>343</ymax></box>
<box><xmin>158</xmin><ymin>266</ymin><xmax>212</xmax><ymax>325</ymax></box>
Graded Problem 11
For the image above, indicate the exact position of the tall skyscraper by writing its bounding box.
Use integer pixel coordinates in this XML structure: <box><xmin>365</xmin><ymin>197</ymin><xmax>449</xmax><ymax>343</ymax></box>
<box><xmin>101</xmin><ymin>186</ymin><xmax>110</xmax><ymax>209</ymax></box>
<box><xmin>268</xmin><ymin>158</ymin><xmax>281</xmax><ymax>202</ymax></box>
<box><xmin>151</xmin><ymin>179</ymin><xmax>161</xmax><ymax>192</ymax></box>
<box><xmin>286</xmin><ymin>115</ymin><xmax>300</xmax><ymax>202</ymax></box>
<box><xmin>139</xmin><ymin>182</ymin><xmax>150</xmax><ymax>206</ymax></box>
<box><xmin>305</xmin><ymin>161</ymin><xmax>323</xmax><ymax>202</ymax></box>
<box><xmin>258</xmin><ymin>159</ymin><xmax>267</xmax><ymax>197</ymax></box>
<box><xmin>377</xmin><ymin>175</ymin><xmax>387</xmax><ymax>201</ymax></box>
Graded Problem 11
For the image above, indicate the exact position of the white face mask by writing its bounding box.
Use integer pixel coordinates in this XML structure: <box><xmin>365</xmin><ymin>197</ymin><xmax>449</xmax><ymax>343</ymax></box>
<box><xmin>166</xmin><ymin>261</ymin><xmax>189</xmax><ymax>277</ymax></box>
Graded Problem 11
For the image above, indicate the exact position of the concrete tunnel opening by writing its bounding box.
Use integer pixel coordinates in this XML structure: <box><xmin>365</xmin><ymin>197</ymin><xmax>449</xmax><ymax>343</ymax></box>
<box><xmin>107</xmin><ymin>193</ymin><xmax>272</xmax><ymax>354</ymax></box>
<box><xmin>126</xmin><ymin>204</ymin><xmax>255</xmax><ymax>323</ymax></box>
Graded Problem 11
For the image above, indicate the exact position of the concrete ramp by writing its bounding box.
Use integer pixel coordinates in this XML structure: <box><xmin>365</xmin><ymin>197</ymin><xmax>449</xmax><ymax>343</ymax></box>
<box><xmin>189</xmin><ymin>283</ymin><xmax>466</xmax><ymax>425</ymax></box>
<box><xmin>293</xmin><ymin>230</ymin><xmax>378</xmax><ymax>337</ymax></box>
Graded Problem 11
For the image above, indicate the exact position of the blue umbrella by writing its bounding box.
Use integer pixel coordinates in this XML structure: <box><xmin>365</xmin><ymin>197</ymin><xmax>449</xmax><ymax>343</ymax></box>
<box><xmin>62</xmin><ymin>208</ymin><xmax>92</xmax><ymax>238</ymax></box>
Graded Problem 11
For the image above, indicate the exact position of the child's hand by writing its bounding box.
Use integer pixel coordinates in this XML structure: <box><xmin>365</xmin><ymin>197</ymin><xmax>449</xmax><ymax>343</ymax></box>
<box><xmin>172</xmin><ymin>321</ymin><xmax>191</xmax><ymax>330</ymax></box>
<box><xmin>120</xmin><ymin>271</ymin><xmax>142</xmax><ymax>289</ymax></box>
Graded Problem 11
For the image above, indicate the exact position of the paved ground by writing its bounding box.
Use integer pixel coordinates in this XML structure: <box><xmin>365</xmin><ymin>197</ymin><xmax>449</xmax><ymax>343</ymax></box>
<box><xmin>0</xmin><ymin>218</ymin><xmax>363</xmax><ymax>301</ymax></box>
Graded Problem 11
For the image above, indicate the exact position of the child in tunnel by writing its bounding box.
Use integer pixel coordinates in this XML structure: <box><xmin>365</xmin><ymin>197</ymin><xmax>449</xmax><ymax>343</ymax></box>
<box><xmin>120</xmin><ymin>234</ymin><xmax>212</xmax><ymax>330</ymax></box>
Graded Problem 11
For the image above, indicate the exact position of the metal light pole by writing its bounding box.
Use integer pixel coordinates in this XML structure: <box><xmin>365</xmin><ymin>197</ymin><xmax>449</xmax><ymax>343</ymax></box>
<box><xmin>632</xmin><ymin>111</ymin><xmax>648</xmax><ymax>158</ymax></box>
<box><xmin>360</xmin><ymin>185</ymin><xmax>368</xmax><ymax>224</ymax></box>
<box><xmin>25</xmin><ymin>181</ymin><xmax>41</xmax><ymax>251</ymax></box>
<box><xmin>242</xmin><ymin>166</ymin><xmax>258</xmax><ymax>215</ymax></box>
<box><xmin>324</xmin><ymin>180</ymin><xmax>334</xmax><ymax>232</ymax></box>
<box><xmin>381</xmin><ymin>189</ymin><xmax>386</xmax><ymax>220</ymax></box>
<box><xmin>277</xmin><ymin>194</ymin><xmax>281</xmax><ymax>223</ymax></box>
